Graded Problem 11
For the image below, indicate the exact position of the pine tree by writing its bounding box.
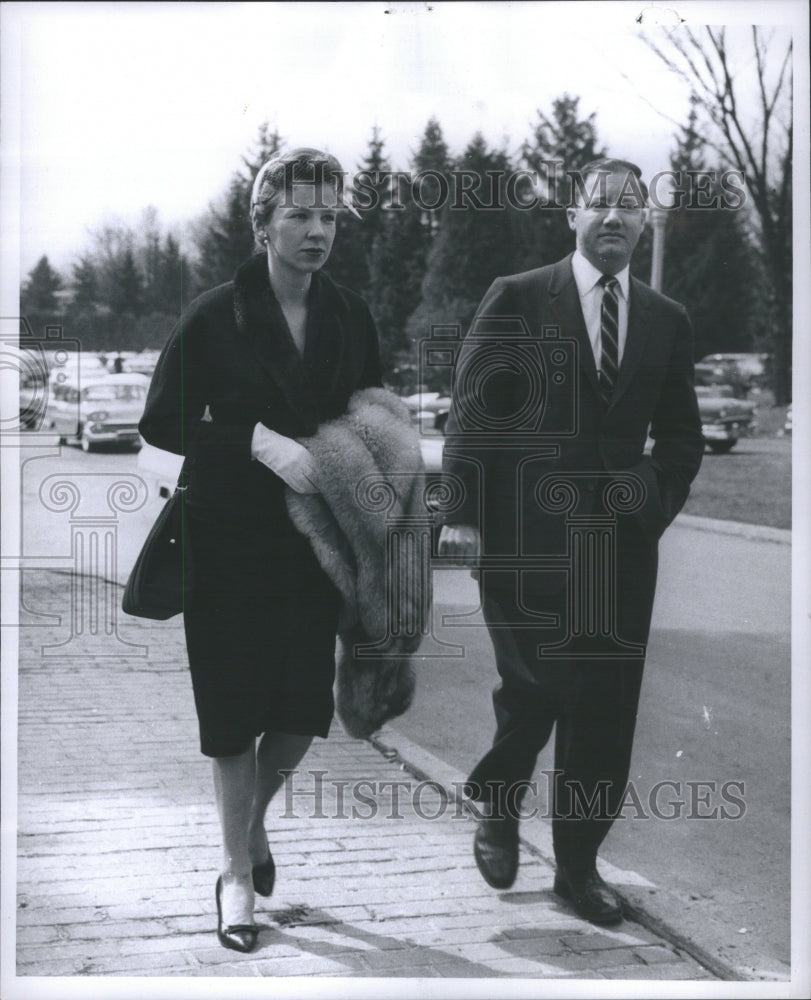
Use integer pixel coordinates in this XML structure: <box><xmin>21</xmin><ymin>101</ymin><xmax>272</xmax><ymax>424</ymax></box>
<box><xmin>519</xmin><ymin>94</ymin><xmax>608</xmax><ymax>271</ymax></box>
<box><xmin>193</xmin><ymin>175</ymin><xmax>256</xmax><ymax>290</ymax></box>
<box><xmin>366</xmin><ymin>205</ymin><xmax>427</xmax><ymax>383</ymax></box>
<box><xmin>139</xmin><ymin>207</ymin><xmax>164</xmax><ymax>313</ymax></box>
<box><xmin>154</xmin><ymin>234</ymin><xmax>193</xmax><ymax>313</ymax></box>
<box><xmin>21</xmin><ymin>256</ymin><xmax>63</xmax><ymax>313</ymax></box>
<box><xmin>360</xmin><ymin>118</ymin><xmax>455</xmax><ymax>386</ymax></box>
<box><xmin>411</xmin><ymin>116</ymin><xmax>452</xmax><ymax>240</ymax></box>
<box><xmin>241</xmin><ymin>122</ymin><xmax>284</xmax><ymax>184</ymax></box>
<box><xmin>107</xmin><ymin>246</ymin><xmax>143</xmax><ymax>316</ymax></box>
<box><xmin>89</xmin><ymin>222</ymin><xmax>133</xmax><ymax>313</ymax></box>
<box><xmin>658</xmin><ymin>104</ymin><xmax>763</xmax><ymax>362</ymax></box>
<box><xmin>407</xmin><ymin>133</ymin><xmax>521</xmax><ymax>352</ymax></box>
<box><xmin>328</xmin><ymin>126</ymin><xmax>390</xmax><ymax>296</ymax></box>
<box><xmin>324</xmin><ymin>212</ymin><xmax>369</xmax><ymax>294</ymax></box>
<box><xmin>360</xmin><ymin>120</ymin><xmax>454</xmax><ymax>382</ymax></box>
<box><xmin>522</xmin><ymin>94</ymin><xmax>606</xmax><ymax>193</ymax></box>
<box><xmin>70</xmin><ymin>255</ymin><xmax>100</xmax><ymax>311</ymax></box>
<box><xmin>193</xmin><ymin>123</ymin><xmax>284</xmax><ymax>289</ymax></box>
<box><xmin>356</xmin><ymin>125</ymin><xmax>390</xmax><ymax>258</ymax></box>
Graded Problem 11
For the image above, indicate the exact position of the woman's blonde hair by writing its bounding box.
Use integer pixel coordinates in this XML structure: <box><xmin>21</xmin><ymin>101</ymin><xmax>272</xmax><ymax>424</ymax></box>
<box><xmin>250</xmin><ymin>147</ymin><xmax>351</xmax><ymax>250</ymax></box>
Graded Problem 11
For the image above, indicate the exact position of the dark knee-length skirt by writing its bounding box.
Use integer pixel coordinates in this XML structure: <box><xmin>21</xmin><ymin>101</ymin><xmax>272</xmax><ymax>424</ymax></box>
<box><xmin>183</xmin><ymin>514</ymin><xmax>341</xmax><ymax>757</ymax></box>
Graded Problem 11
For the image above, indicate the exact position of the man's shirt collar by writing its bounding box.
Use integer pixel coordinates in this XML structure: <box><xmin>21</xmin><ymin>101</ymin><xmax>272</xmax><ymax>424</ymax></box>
<box><xmin>572</xmin><ymin>250</ymin><xmax>630</xmax><ymax>300</ymax></box>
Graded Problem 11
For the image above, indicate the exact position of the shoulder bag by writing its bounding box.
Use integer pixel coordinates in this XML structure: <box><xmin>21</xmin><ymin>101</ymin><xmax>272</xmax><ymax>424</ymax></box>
<box><xmin>122</xmin><ymin>478</ymin><xmax>191</xmax><ymax>620</ymax></box>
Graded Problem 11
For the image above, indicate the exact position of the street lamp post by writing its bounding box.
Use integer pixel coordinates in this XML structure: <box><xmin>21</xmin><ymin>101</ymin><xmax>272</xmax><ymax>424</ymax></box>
<box><xmin>649</xmin><ymin>206</ymin><xmax>667</xmax><ymax>293</ymax></box>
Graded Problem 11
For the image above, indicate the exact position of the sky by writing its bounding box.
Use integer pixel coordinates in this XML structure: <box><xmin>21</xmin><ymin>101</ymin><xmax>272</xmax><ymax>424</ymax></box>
<box><xmin>0</xmin><ymin>0</ymin><xmax>804</xmax><ymax>281</ymax></box>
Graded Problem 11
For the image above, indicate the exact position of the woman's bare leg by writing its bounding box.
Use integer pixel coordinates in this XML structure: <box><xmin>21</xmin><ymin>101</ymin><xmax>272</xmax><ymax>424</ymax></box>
<box><xmin>248</xmin><ymin>732</ymin><xmax>313</xmax><ymax>862</ymax></box>
<box><xmin>212</xmin><ymin>745</ymin><xmax>256</xmax><ymax>925</ymax></box>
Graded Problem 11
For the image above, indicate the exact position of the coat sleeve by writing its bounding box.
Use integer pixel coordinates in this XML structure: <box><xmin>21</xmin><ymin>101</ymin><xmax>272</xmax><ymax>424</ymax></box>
<box><xmin>647</xmin><ymin>304</ymin><xmax>704</xmax><ymax>527</ymax></box>
<box><xmin>437</xmin><ymin>277</ymin><xmax>518</xmax><ymax>530</ymax></box>
<box><xmin>138</xmin><ymin>300</ymin><xmax>254</xmax><ymax>466</ymax></box>
<box><xmin>628</xmin><ymin>304</ymin><xmax>704</xmax><ymax>540</ymax></box>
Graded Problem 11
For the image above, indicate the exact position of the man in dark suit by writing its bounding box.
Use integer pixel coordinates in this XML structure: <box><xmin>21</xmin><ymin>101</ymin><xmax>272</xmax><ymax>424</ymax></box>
<box><xmin>437</xmin><ymin>158</ymin><xmax>704</xmax><ymax>925</ymax></box>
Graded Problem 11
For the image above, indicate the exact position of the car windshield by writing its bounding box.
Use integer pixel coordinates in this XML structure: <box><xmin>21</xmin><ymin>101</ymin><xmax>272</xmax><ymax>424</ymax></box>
<box><xmin>82</xmin><ymin>384</ymin><xmax>146</xmax><ymax>402</ymax></box>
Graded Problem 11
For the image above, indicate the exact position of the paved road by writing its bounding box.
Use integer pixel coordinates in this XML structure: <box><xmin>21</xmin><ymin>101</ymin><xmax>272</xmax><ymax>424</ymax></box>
<box><xmin>18</xmin><ymin>439</ymin><xmax>156</xmax><ymax>585</ymax></box>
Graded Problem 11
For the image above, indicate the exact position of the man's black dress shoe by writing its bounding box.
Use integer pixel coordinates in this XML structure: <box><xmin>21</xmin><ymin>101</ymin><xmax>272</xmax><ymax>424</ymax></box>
<box><xmin>473</xmin><ymin>816</ymin><xmax>519</xmax><ymax>889</ymax></box>
<box><xmin>553</xmin><ymin>865</ymin><xmax>623</xmax><ymax>925</ymax></box>
<box><xmin>215</xmin><ymin>875</ymin><xmax>258</xmax><ymax>953</ymax></box>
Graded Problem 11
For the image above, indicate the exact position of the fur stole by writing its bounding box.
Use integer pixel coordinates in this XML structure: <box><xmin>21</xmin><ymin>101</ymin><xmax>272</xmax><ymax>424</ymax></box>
<box><xmin>285</xmin><ymin>387</ymin><xmax>430</xmax><ymax>738</ymax></box>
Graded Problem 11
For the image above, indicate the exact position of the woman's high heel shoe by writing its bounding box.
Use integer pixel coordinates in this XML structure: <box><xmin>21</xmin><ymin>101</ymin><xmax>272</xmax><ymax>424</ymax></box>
<box><xmin>215</xmin><ymin>875</ymin><xmax>258</xmax><ymax>953</ymax></box>
<box><xmin>252</xmin><ymin>836</ymin><xmax>276</xmax><ymax>897</ymax></box>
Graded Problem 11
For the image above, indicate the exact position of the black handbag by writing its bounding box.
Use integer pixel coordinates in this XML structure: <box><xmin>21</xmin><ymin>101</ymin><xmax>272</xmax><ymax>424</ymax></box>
<box><xmin>122</xmin><ymin>481</ymin><xmax>191</xmax><ymax>620</ymax></box>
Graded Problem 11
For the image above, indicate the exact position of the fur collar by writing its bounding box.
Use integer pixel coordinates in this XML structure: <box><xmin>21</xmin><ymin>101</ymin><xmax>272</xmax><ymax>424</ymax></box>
<box><xmin>232</xmin><ymin>253</ymin><xmax>323</xmax><ymax>436</ymax></box>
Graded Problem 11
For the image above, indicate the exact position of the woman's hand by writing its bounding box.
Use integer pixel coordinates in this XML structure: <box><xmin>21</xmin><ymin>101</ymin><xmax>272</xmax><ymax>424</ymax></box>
<box><xmin>251</xmin><ymin>423</ymin><xmax>319</xmax><ymax>494</ymax></box>
<box><xmin>437</xmin><ymin>524</ymin><xmax>481</xmax><ymax>565</ymax></box>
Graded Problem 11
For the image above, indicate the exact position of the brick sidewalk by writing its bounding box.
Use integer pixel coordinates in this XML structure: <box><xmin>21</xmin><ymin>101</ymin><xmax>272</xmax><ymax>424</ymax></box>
<box><xmin>11</xmin><ymin>570</ymin><xmax>717</xmax><ymax>983</ymax></box>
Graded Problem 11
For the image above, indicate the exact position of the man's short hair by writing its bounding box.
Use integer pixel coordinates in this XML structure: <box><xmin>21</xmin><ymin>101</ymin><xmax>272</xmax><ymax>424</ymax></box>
<box><xmin>572</xmin><ymin>158</ymin><xmax>649</xmax><ymax>206</ymax></box>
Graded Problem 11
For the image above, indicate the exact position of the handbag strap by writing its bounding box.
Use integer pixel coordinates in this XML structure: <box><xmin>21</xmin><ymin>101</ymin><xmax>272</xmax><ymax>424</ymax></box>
<box><xmin>175</xmin><ymin>461</ymin><xmax>188</xmax><ymax>496</ymax></box>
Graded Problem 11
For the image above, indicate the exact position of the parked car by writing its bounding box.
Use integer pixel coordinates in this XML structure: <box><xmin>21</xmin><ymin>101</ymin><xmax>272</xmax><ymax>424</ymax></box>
<box><xmin>117</xmin><ymin>350</ymin><xmax>161</xmax><ymax>377</ymax></box>
<box><xmin>695</xmin><ymin>353</ymin><xmax>769</xmax><ymax>396</ymax></box>
<box><xmin>419</xmin><ymin>435</ymin><xmax>445</xmax><ymax>474</ymax></box>
<box><xmin>401</xmin><ymin>390</ymin><xmax>452</xmax><ymax>432</ymax></box>
<box><xmin>695</xmin><ymin>385</ymin><xmax>757</xmax><ymax>453</ymax></box>
<box><xmin>43</xmin><ymin>373</ymin><xmax>150</xmax><ymax>451</ymax></box>
<box><xmin>47</xmin><ymin>352</ymin><xmax>109</xmax><ymax>385</ymax></box>
<box><xmin>19</xmin><ymin>382</ymin><xmax>44</xmax><ymax>430</ymax></box>
<box><xmin>708</xmin><ymin>353</ymin><xmax>769</xmax><ymax>381</ymax></box>
<box><xmin>16</xmin><ymin>344</ymin><xmax>50</xmax><ymax>431</ymax></box>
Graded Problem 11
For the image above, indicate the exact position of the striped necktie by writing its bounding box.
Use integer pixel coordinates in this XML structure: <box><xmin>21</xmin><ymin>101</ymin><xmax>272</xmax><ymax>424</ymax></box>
<box><xmin>598</xmin><ymin>274</ymin><xmax>619</xmax><ymax>405</ymax></box>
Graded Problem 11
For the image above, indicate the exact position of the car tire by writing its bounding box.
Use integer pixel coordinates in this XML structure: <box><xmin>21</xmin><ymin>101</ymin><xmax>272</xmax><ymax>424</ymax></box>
<box><xmin>708</xmin><ymin>440</ymin><xmax>737</xmax><ymax>454</ymax></box>
<box><xmin>80</xmin><ymin>432</ymin><xmax>94</xmax><ymax>453</ymax></box>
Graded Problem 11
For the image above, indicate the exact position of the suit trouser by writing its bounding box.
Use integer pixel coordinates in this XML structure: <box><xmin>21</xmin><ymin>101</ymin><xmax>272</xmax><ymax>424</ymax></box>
<box><xmin>466</xmin><ymin>581</ymin><xmax>645</xmax><ymax>870</ymax></box>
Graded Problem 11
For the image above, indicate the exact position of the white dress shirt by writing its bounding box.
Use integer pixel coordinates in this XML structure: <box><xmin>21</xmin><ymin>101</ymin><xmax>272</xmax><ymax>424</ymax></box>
<box><xmin>570</xmin><ymin>250</ymin><xmax>631</xmax><ymax>373</ymax></box>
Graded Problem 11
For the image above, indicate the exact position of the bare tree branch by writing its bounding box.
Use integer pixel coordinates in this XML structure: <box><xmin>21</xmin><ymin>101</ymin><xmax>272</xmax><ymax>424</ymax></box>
<box><xmin>639</xmin><ymin>24</ymin><xmax>793</xmax><ymax>403</ymax></box>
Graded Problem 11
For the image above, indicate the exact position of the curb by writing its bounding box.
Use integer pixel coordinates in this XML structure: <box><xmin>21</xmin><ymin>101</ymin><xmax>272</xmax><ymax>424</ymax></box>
<box><xmin>674</xmin><ymin>513</ymin><xmax>790</xmax><ymax>544</ymax></box>
<box><xmin>370</xmin><ymin>725</ymin><xmax>790</xmax><ymax>984</ymax></box>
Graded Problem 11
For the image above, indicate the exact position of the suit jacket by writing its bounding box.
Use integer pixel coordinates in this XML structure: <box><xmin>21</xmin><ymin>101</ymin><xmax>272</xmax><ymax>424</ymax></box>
<box><xmin>439</xmin><ymin>254</ymin><xmax>704</xmax><ymax>611</ymax></box>
<box><xmin>139</xmin><ymin>253</ymin><xmax>382</xmax><ymax>528</ymax></box>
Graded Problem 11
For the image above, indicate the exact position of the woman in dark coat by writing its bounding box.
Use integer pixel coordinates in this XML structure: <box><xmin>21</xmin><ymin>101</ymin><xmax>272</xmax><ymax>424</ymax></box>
<box><xmin>139</xmin><ymin>149</ymin><xmax>382</xmax><ymax>953</ymax></box>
